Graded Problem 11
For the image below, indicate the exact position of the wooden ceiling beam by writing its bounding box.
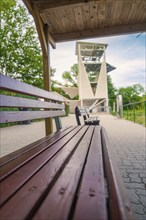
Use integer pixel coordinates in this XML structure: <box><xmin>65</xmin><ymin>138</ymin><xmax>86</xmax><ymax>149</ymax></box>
<box><xmin>33</xmin><ymin>0</ymin><xmax>96</xmax><ymax>11</ymax></box>
<box><xmin>23</xmin><ymin>0</ymin><xmax>33</xmax><ymax>13</ymax></box>
<box><xmin>23</xmin><ymin>0</ymin><xmax>56</xmax><ymax>49</ymax></box>
<box><xmin>53</xmin><ymin>23</ymin><xmax>146</xmax><ymax>42</ymax></box>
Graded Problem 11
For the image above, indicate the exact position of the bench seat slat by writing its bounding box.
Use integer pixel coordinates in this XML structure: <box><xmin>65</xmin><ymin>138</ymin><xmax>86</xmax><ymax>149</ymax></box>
<box><xmin>0</xmin><ymin>110</ymin><xmax>65</xmax><ymax>123</ymax></box>
<box><xmin>101</xmin><ymin>127</ymin><xmax>133</xmax><ymax>220</ymax></box>
<box><xmin>0</xmin><ymin>126</ymin><xmax>89</xmax><ymax>220</ymax></box>
<box><xmin>0</xmin><ymin>126</ymin><xmax>77</xmax><ymax>180</ymax></box>
<box><xmin>0</xmin><ymin>74</ymin><xmax>63</xmax><ymax>102</ymax></box>
<box><xmin>0</xmin><ymin>126</ymin><xmax>83</xmax><ymax>207</ymax></box>
<box><xmin>0</xmin><ymin>127</ymin><xmax>72</xmax><ymax>167</ymax></box>
<box><xmin>0</xmin><ymin>95</ymin><xmax>64</xmax><ymax>109</ymax></box>
<box><xmin>32</xmin><ymin>126</ymin><xmax>94</xmax><ymax>220</ymax></box>
<box><xmin>73</xmin><ymin>126</ymin><xmax>107</xmax><ymax>220</ymax></box>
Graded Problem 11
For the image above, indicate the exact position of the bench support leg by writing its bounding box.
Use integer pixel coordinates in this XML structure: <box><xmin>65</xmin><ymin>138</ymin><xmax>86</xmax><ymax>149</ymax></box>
<box><xmin>54</xmin><ymin>117</ymin><xmax>62</xmax><ymax>131</ymax></box>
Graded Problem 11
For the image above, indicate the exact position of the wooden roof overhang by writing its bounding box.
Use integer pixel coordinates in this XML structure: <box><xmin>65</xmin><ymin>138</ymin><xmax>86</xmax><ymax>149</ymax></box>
<box><xmin>22</xmin><ymin>0</ymin><xmax>146</xmax><ymax>135</ymax></box>
<box><xmin>23</xmin><ymin>0</ymin><xmax>146</xmax><ymax>51</ymax></box>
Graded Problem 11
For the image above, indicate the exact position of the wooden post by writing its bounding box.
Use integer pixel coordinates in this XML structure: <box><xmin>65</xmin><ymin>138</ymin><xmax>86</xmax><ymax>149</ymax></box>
<box><xmin>43</xmin><ymin>24</ymin><xmax>53</xmax><ymax>135</ymax></box>
<box><xmin>32</xmin><ymin>4</ymin><xmax>53</xmax><ymax>136</ymax></box>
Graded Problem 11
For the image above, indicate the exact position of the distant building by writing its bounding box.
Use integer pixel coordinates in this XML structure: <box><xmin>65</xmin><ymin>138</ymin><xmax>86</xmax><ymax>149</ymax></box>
<box><xmin>75</xmin><ymin>41</ymin><xmax>116</xmax><ymax>112</ymax></box>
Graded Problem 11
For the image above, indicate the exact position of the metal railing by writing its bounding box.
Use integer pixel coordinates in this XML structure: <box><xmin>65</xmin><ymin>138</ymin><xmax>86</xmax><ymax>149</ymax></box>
<box><xmin>123</xmin><ymin>101</ymin><xmax>146</xmax><ymax>126</ymax></box>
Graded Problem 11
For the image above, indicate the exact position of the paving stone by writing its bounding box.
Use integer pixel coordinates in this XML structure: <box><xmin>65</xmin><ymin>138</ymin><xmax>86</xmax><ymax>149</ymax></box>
<box><xmin>141</xmin><ymin>177</ymin><xmax>146</xmax><ymax>184</ymax></box>
<box><xmin>123</xmin><ymin>177</ymin><xmax>131</xmax><ymax>183</ymax></box>
<box><xmin>134</xmin><ymin>213</ymin><xmax>146</xmax><ymax>220</ymax></box>
<box><xmin>129</xmin><ymin>173</ymin><xmax>143</xmax><ymax>183</ymax></box>
<box><xmin>138</xmin><ymin>195</ymin><xmax>146</xmax><ymax>209</ymax></box>
<box><xmin>127</xmin><ymin>169</ymin><xmax>146</xmax><ymax>175</ymax></box>
<box><xmin>127</xmin><ymin>189</ymin><xmax>140</xmax><ymax>204</ymax></box>
<box><xmin>136</xmin><ymin>189</ymin><xmax>146</xmax><ymax>196</ymax></box>
<box><xmin>119</xmin><ymin>169</ymin><xmax>129</xmax><ymax>178</ymax></box>
<box><xmin>124</xmin><ymin>182</ymin><xmax>145</xmax><ymax>190</ymax></box>
<box><xmin>121</xmin><ymin>160</ymin><xmax>133</xmax><ymax>166</ymax></box>
<box><xmin>132</xmin><ymin>203</ymin><xmax>145</xmax><ymax>215</ymax></box>
<box><xmin>139</xmin><ymin>173</ymin><xmax>146</xmax><ymax>178</ymax></box>
<box><xmin>132</xmin><ymin>164</ymin><xmax>145</xmax><ymax>169</ymax></box>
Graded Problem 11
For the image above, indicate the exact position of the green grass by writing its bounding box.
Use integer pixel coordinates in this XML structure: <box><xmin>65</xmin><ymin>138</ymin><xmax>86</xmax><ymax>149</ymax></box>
<box><xmin>123</xmin><ymin>109</ymin><xmax>145</xmax><ymax>126</ymax></box>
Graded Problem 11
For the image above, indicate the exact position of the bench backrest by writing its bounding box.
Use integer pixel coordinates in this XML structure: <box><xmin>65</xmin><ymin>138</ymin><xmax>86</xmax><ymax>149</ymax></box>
<box><xmin>0</xmin><ymin>74</ymin><xmax>65</xmax><ymax>130</ymax></box>
<box><xmin>75</xmin><ymin>106</ymin><xmax>89</xmax><ymax>125</ymax></box>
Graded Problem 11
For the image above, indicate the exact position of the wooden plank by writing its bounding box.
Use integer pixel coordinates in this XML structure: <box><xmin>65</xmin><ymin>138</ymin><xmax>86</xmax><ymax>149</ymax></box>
<box><xmin>0</xmin><ymin>74</ymin><xmax>64</xmax><ymax>102</ymax></box>
<box><xmin>73</xmin><ymin>126</ymin><xmax>107</xmax><ymax>220</ymax></box>
<box><xmin>127</xmin><ymin>0</ymin><xmax>142</xmax><ymax>23</ymax></box>
<box><xmin>90</xmin><ymin>1</ymin><xmax>98</xmax><ymax>29</ymax></box>
<box><xmin>97</xmin><ymin>2</ymin><xmax>106</xmax><ymax>28</ymax></box>
<box><xmin>57</xmin><ymin>8</ymin><xmax>71</xmax><ymax>32</ymax></box>
<box><xmin>0</xmin><ymin>127</ymin><xmax>72</xmax><ymax>167</ymax></box>
<box><xmin>0</xmin><ymin>126</ymin><xmax>84</xmax><ymax>207</ymax></box>
<box><xmin>101</xmin><ymin>127</ymin><xmax>134</xmax><ymax>220</ymax></box>
<box><xmin>65</xmin><ymin>7</ymin><xmax>77</xmax><ymax>32</ymax></box>
<box><xmin>112</xmin><ymin>0</ymin><xmax>123</xmax><ymax>25</ymax></box>
<box><xmin>34</xmin><ymin>0</ymin><xmax>97</xmax><ymax>11</ymax></box>
<box><xmin>48</xmin><ymin>9</ymin><xmax>64</xmax><ymax>33</ymax></box>
<box><xmin>0</xmin><ymin>126</ymin><xmax>76</xmax><ymax>179</ymax></box>
<box><xmin>0</xmin><ymin>95</ymin><xmax>64</xmax><ymax>109</ymax></box>
<box><xmin>136</xmin><ymin>0</ymin><xmax>146</xmax><ymax>22</ymax></box>
<box><xmin>105</xmin><ymin>1</ymin><xmax>114</xmax><ymax>27</ymax></box>
<box><xmin>32</xmin><ymin>126</ymin><xmax>94</xmax><ymax>220</ymax></box>
<box><xmin>74</xmin><ymin>6</ymin><xmax>84</xmax><ymax>31</ymax></box>
<box><xmin>53</xmin><ymin>22</ymin><xmax>146</xmax><ymax>42</ymax></box>
<box><xmin>0</xmin><ymin>126</ymin><xmax>89</xmax><ymax>220</ymax></box>
<box><xmin>0</xmin><ymin>110</ymin><xmax>65</xmax><ymax>123</ymax></box>
<box><xmin>81</xmin><ymin>4</ymin><xmax>91</xmax><ymax>30</ymax></box>
<box><xmin>120</xmin><ymin>0</ymin><xmax>133</xmax><ymax>24</ymax></box>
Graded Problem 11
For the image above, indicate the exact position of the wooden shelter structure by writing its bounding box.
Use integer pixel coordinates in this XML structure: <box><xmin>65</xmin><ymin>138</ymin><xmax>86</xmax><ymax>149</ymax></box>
<box><xmin>23</xmin><ymin>0</ymin><xmax>146</xmax><ymax>135</ymax></box>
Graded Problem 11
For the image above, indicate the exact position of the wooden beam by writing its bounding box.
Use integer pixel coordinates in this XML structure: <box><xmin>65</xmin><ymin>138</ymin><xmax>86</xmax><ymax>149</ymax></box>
<box><xmin>32</xmin><ymin>4</ymin><xmax>48</xmax><ymax>55</ymax></box>
<box><xmin>42</xmin><ymin>24</ymin><xmax>53</xmax><ymax>135</ymax></box>
<box><xmin>23</xmin><ymin>0</ymin><xmax>56</xmax><ymax>48</ymax></box>
<box><xmin>53</xmin><ymin>23</ymin><xmax>146</xmax><ymax>42</ymax></box>
<box><xmin>48</xmin><ymin>32</ymin><xmax>56</xmax><ymax>49</ymax></box>
<box><xmin>33</xmin><ymin>0</ymin><xmax>96</xmax><ymax>11</ymax></box>
<box><xmin>23</xmin><ymin>0</ymin><xmax>33</xmax><ymax>13</ymax></box>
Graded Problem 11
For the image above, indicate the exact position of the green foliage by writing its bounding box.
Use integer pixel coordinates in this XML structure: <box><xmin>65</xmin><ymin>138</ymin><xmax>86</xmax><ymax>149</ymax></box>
<box><xmin>62</xmin><ymin>64</ymin><xmax>78</xmax><ymax>87</ymax></box>
<box><xmin>0</xmin><ymin>0</ymin><xmax>16</xmax><ymax>11</ymax></box>
<box><xmin>0</xmin><ymin>2</ymin><xmax>44</xmax><ymax>88</ymax></box>
<box><xmin>107</xmin><ymin>74</ymin><xmax>117</xmax><ymax>107</ymax></box>
<box><xmin>123</xmin><ymin>101</ymin><xmax>145</xmax><ymax>126</ymax></box>
<box><xmin>117</xmin><ymin>84</ymin><xmax>144</xmax><ymax>105</ymax></box>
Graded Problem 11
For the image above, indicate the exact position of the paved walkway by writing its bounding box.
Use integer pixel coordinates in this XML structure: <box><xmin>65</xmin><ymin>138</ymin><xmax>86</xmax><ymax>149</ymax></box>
<box><xmin>0</xmin><ymin>114</ymin><xmax>145</xmax><ymax>219</ymax></box>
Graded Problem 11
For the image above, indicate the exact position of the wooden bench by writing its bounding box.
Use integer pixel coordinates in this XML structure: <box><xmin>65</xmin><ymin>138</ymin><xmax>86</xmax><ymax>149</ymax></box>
<box><xmin>75</xmin><ymin>106</ymin><xmax>100</xmax><ymax>125</ymax></box>
<box><xmin>0</xmin><ymin>74</ymin><xmax>133</xmax><ymax>220</ymax></box>
<box><xmin>0</xmin><ymin>74</ymin><xmax>65</xmax><ymax>130</ymax></box>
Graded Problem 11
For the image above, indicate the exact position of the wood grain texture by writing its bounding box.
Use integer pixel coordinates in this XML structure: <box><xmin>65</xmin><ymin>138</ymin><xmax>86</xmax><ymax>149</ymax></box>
<box><xmin>0</xmin><ymin>110</ymin><xmax>65</xmax><ymax>123</ymax></box>
<box><xmin>0</xmin><ymin>125</ymin><xmax>133</xmax><ymax>220</ymax></box>
<box><xmin>23</xmin><ymin>0</ymin><xmax>146</xmax><ymax>44</ymax></box>
<box><xmin>0</xmin><ymin>95</ymin><xmax>64</xmax><ymax>109</ymax></box>
<box><xmin>0</xmin><ymin>74</ymin><xmax>64</xmax><ymax>102</ymax></box>
<box><xmin>73</xmin><ymin>126</ymin><xmax>107</xmax><ymax>220</ymax></box>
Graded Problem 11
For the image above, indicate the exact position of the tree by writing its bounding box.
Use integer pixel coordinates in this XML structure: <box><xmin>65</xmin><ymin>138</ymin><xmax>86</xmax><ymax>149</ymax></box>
<box><xmin>0</xmin><ymin>0</ymin><xmax>44</xmax><ymax>88</ymax></box>
<box><xmin>62</xmin><ymin>64</ymin><xmax>78</xmax><ymax>87</ymax></box>
<box><xmin>107</xmin><ymin>74</ymin><xmax>117</xmax><ymax>107</ymax></box>
<box><xmin>117</xmin><ymin>84</ymin><xmax>144</xmax><ymax>105</ymax></box>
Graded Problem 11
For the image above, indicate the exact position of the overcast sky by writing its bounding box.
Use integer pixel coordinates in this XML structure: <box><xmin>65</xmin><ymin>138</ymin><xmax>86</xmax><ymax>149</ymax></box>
<box><xmin>50</xmin><ymin>33</ymin><xmax>146</xmax><ymax>90</ymax></box>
